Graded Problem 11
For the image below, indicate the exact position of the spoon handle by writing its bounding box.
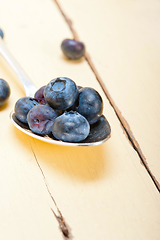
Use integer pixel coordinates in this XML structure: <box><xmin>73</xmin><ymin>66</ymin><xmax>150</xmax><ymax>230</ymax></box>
<box><xmin>0</xmin><ymin>37</ymin><xmax>37</xmax><ymax>97</ymax></box>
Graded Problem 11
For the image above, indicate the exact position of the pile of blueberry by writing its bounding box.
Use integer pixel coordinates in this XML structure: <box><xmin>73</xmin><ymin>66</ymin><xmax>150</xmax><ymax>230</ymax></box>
<box><xmin>14</xmin><ymin>77</ymin><xmax>103</xmax><ymax>143</ymax></box>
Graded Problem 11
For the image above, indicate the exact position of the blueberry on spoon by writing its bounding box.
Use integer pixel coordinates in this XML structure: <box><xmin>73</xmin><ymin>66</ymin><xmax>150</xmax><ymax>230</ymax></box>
<box><xmin>34</xmin><ymin>85</ymin><xmax>47</xmax><ymax>105</ymax></box>
<box><xmin>14</xmin><ymin>97</ymin><xmax>39</xmax><ymax>123</ymax></box>
<box><xmin>76</xmin><ymin>87</ymin><xmax>103</xmax><ymax>124</ymax></box>
<box><xmin>27</xmin><ymin>105</ymin><xmax>58</xmax><ymax>135</ymax></box>
<box><xmin>44</xmin><ymin>77</ymin><xmax>78</xmax><ymax>110</ymax></box>
<box><xmin>52</xmin><ymin>111</ymin><xmax>90</xmax><ymax>142</ymax></box>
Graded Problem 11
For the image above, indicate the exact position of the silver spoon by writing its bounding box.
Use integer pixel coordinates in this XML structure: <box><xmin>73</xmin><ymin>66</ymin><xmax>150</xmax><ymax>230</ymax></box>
<box><xmin>0</xmin><ymin>37</ymin><xmax>111</xmax><ymax>146</ymax></box>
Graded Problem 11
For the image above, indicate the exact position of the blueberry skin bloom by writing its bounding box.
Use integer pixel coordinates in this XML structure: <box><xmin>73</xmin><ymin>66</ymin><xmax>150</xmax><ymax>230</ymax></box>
<box><xmin>52</xmin><ymin>111</ymin><xmax>90</xmax><ymax>143</ymax></box>
<box><xmin>76</xmin><ymin>87</ymin><xmax>103</xmax><ymax>124</ymax></box>
<box><xmin>14</xmin><ymin>97</ymin><xmax>39</xmax><ymax>123</ymax></box>
<box><xmin>27</xmin><ymin>105</ymin><xmax>58</xmax><ymax>135</ymax></box>
<box><xmin>61</xmin><ymin>39</ymin><xmax>85</xmax><ymax>60</ymax></box>
<box><xmin>0</xmin><ymin>79</ymin><xmax>10</xmax><ymax>106</ymax></box>
<box><xmin>44</xmin><ymin>77</ymin><xmax>78</xmax><ymax>110</ymax></box>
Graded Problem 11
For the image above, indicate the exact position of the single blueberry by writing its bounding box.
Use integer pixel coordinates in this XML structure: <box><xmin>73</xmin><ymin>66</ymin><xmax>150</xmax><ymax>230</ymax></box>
<box><xmin>0</xmin><ymin>29</ymin><xmax>4</xmax><ymax>39</ymax></box>
<box><xmin>27</xmin><ymin>105</ymin><xmax>58</xmax><ymax>135</ymax></box>
<box><xmin>0</xmin><ymin>79</ymin><xmax>10</xmax><ymax>106</ymax></box>
<box><xmin>44</xmin><ymin>77</ymin><xmax>78</xmax><ymax>110</ymax></box>
<box><xmin>61</xmin><ymin>39</ymin><xmax>85</xmax><ymax>60</ymax></box>
<box><xmin>34</xmin><ymin>86</ymin><xmax>47</xmax><ymax>105</ymax></box>
<box><xmin>52</xmin><ymin>111</ymin><xmax>90</xmax><ymax>142</ymax></box>
<box><xmin>14</xmin><ymin>97</ymin><xmax>39</xmax><ymax>123</ymax></box>
<box><xmin>76</xmin><ymin>87</ymin><xmax>103</xmax><ymax>124</ymax></box>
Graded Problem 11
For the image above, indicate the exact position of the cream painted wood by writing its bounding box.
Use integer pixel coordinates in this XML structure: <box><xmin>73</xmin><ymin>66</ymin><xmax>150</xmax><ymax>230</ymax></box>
<box><xmin>0</xmin><ymin>0</ymin><xmax>159</xmax><ymax>240</ymax></box>
<box><xmin>58</xmin><ymin>0</ymin><xmax>160</xmax><ymax>182</ymax></box>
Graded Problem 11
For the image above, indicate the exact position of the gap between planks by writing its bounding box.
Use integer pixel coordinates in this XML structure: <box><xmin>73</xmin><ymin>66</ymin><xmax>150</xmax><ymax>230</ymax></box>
<box><xmin>31</xmin><ymin>147</ymin><xmax>71</xmax><ymax>239</ymax></box>
<box><xmin>53</xmin><ymin>0</ymin><xmax>160</xmax><ymax>192</ymax></box>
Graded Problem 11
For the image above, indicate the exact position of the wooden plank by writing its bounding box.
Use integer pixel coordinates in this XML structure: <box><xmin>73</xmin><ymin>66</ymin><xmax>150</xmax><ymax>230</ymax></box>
<box><xmin>57</xmin><ymin>0</ymin><xmax>160</xmax><ymax>183</ymax></box>
<box><xmin>0</xmin><ymin>0</ymin><xmax>159</xmax><ymax>239</ymax></box>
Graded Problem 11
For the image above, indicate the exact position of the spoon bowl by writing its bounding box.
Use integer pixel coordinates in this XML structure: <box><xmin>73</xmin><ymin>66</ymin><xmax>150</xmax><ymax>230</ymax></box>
<box><xmin>0</xmin><ymin>37</ymin><xmax>111</xmax><ymax>146</ymax></box>
<box><xmin>10</xmin><ymin>111</ymin><xmax>111</xmax><ymax>146</ymax></box>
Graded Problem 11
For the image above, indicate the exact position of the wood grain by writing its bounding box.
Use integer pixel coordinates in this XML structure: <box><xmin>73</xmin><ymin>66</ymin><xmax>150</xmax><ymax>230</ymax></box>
<box><xmin>57</xmin><ymin>0</ymin><xmax>160</xmax><ymax>185</ymax></box>
<box><xmin>0</xmin><ymin>0</ymin><xmax>159</xmax><ymax>239</ymax></box>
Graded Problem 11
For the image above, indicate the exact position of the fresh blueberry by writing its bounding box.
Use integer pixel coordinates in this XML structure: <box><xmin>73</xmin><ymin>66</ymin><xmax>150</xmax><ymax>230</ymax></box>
<box><xmin>44</xmin><ymin>77</ymin><xmax>78</xmax><ymax>110</ymax></box>
<box><xmin>0</xmin><ymin>29</ymin><xmax>4</xmax><ymax>39</ymax></box>
<box><xmin>65</xmin><ymin>86</ymin><xmax>82</xmax><ymax>111</ymax></box>
<box><xmin>52</xmin><ymin>111</ymin><xmax>90</xmax><ymax>142</ymax></box>
<box><xmin>0</xmin><ymin>79</ymin><xmax>10</xmax><ymax>106</ymax></box>
<box><xmin>34</xmin><ymin>86</ymin><xmax>47</xmax><ymax>105</ymax></box>
<box><xmin>14</xmin><ymin>97</ymin><xmax>39</xmax><ymax>123</ymax></box>
<box><xmin>27</xmin><ymin>105</ymin><xmax>58</xmax><ymax>135</ymax></box>
<box><xmin>61</xmin><ymin>39</ymin><xmax>85</xmax><ymax>60</ymax></box>
<box><xmin>76</xmin><ymin>87</ymin><xmax>103</xmax><ymax>124</ymax></box>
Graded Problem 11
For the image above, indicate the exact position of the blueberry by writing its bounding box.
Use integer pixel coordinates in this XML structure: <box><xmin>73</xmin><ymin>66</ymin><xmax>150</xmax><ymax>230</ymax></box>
<box><xmin>0</xmin><ymin>79</ymin><xmax>10</xmax><ymax>106</ymax></box>
<box><xmin>0</xmin><ymin>29</ymin><xmax>4</xmax><ymax>39</ymax></box>
<box><xmin>52</xmin><ymin>111</ymin><xmax>90</xmax><ymax>142</ymax></box>
<box><xmin>14</xmin><ymin>97</ymin><xmax>39</xmax><ymax>123</ymax></box>
<box><xmin>76</xmin><ymin>87</ymin><xmax>103</xmax><ymax>124</ymax></box>
<box><xmin>44</xmin><ymin>77</ymin><xmax>78</xmax><ymax>110</ymax></box>
<box><xmin>27</xmin><ymin>105</ymin><xmax>58</xmax><ymax>135</ymax></box>
<box><xmin>61</xmin><ymin>39</ymin><xmax>85</xmax><ymax>60</ymax></box>
<box><xmin>34</xmin><ymin>86</ymin><xmax>47</xmax><ymax>105</ymax></box>
<box><xmin>65</xmin><ymin>86</ymin><xmax>82</xmax><ymax>111</ymax></box>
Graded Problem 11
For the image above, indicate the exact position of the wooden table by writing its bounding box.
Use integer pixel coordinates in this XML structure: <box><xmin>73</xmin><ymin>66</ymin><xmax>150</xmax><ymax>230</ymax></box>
<box><xmin>0</xmin><ymin>0</ymin><xmax>160</xmax><ymax>239</ymax></box>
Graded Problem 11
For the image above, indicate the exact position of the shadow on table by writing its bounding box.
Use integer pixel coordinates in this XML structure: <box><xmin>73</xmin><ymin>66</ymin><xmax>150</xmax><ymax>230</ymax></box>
<box><xmin>12</xmin><ymin>126</ymin><xmax>113</xmax><ymax>182</ymax></box>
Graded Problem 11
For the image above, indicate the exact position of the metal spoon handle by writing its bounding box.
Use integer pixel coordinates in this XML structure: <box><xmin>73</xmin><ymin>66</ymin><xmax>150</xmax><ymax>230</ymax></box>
<box><xmin>0</xmin><ymin>37</ymin><xmax>37</xmax><ymax>97</ymax></box>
